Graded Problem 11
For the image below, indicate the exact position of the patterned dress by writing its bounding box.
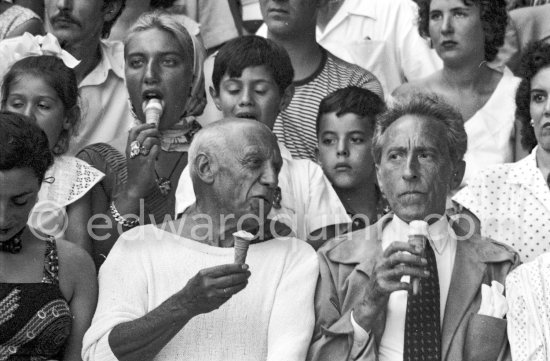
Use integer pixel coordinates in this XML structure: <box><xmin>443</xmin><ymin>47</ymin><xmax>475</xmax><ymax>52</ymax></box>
<box><xmin>0</xmin><ymin>237</ymin><xmax>72</xmax><ymax>360</ymax></box>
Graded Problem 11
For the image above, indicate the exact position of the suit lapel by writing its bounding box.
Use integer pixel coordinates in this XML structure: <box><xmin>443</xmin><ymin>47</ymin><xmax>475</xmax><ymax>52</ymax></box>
<box><xmin>441</xmin><ymin>239</ymin><xmax>486</xmax><ymax>360</ymax></box>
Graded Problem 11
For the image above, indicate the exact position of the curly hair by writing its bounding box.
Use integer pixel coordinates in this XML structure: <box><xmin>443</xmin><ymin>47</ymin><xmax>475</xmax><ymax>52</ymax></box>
<box><xmin>515</xmin><ymin>41</ymin><xmax>550</xmax><ymax>152</ymax></box>
<box><xmin>416</xmin><ymin>0</ymin><xmax>508</xmax><ymax>62</ymax></box>
<box><xmin>0</xmin><ymin>111</ymin><xmax>53</xmax><ymax>183</ymax></box>
<box><xmin>1</xmin><ymin>56</ymin><xmax>80</xmax><ymax>156</ymax></box>
<box><xmin>372</xmin><ymin>93</ymin><xmax>467</xmax><ymax>166</ymax></box>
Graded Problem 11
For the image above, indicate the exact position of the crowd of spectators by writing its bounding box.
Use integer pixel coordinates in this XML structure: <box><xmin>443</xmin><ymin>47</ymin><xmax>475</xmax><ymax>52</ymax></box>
<box><xmin>0</xmin><ymin>0</ymin><xmax>549</xmax><ymax>360</ymax></box>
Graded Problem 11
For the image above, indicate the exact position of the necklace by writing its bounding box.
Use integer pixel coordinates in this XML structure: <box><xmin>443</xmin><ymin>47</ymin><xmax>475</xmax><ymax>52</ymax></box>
<box><xmin>155</xmin><ymin>151</ymin><xmax>187</xmax><ymax>196</ymax></box>
<box><xmin>0</xmin><ymin>226</ymin><xmax>25</xmax><ymax>254</ymax></box>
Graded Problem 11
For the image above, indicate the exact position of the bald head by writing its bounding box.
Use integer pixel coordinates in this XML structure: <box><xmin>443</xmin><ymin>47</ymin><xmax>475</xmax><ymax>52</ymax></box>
<box><xmin>189</xmin><ymin>118</ymin><xmax>282</xmax><ymax>204</ymax></box>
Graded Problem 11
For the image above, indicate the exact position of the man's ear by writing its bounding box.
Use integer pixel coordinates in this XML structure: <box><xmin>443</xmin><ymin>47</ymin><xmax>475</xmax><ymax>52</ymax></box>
<box><xmin>450</xmin><ymin>160</ymin><xmax>466</xmax><ymax>190</ymax></box>
<box><xmin>209</xmin><ymin>86</ymin><xmax>222</xmax><ymax>111</ymax></box>
<box><xmin>279</xmin><ymin>84</ymin><xmax>295</xmax><ymax>112</ymax></box>
<box><xmin>375</xmin><ymin>163</ymin><xmax>384</xmax><ymax>194</ymax></box>
<box><xmin>103</xmin><ymin>0</ymin><xmax>124</xmax><ymax>23</ymax></box>
<box><xmin>194</xmin><ymin>153</ymin><xmax>215</xmax><ymax>184</ymax></box>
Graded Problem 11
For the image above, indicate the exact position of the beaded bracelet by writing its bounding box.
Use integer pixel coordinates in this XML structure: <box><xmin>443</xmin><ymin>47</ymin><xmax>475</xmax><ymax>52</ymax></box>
<box><xmin>109</xmin><ymin>201</ymin><xmax>140</xmax><ymax>228</ymax></box>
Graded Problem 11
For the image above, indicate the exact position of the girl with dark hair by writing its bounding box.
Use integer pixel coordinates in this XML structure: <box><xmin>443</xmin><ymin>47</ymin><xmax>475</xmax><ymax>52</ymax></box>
<box><xmin>0</xmin><ymin>111</ymin><xmax>97</xmax><ymax>360</ymax></box>
<box><xmin>0</xmin><ymin>50</ymin><xmax>104</xmax><ymax>256</ymax></box>
<box><xmin>454</xmin><ymin>41</ymin><xmax>550</xmax><ymax>262</ymax></box>
<box><xmin>394</xmin><ymin>0</ymin><xmax>522</xmax><ymax>186</ymax></box>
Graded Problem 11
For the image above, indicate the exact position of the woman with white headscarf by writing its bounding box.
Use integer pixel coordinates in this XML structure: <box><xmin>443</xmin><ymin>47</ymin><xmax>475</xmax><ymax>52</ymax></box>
<box><xmin>77</xmin><ymin>10</ymin><xmax>207</xmax><ymax>268</ymax></box>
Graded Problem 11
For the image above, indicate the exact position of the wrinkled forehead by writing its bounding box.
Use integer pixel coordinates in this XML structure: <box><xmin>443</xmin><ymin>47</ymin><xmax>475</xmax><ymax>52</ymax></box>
<box><xmin>232</xmin><ymin>129</ymin><xmax>282</xmax><ymax>163</ymax></box>
<box><xmin>381</xmin><ymin>115</ymin><xmax>449</xmax><ymax>154</ymax></box>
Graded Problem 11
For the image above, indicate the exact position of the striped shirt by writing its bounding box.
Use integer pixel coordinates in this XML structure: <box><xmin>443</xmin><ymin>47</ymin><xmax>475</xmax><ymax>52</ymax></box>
<box><xmin>273</xmin><ymin>48</ymin><xmax>383</xmax><ymax>161</ymax></box>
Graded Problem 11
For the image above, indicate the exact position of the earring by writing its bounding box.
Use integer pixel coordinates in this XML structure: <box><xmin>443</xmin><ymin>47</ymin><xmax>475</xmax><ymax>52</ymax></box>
<box><xmin>272</xmin><ymin>187</ymin><xmax>282</xmax><ymax>209</ymax></box>
<box><xmin>530</xmin><ymin>119</ymin><xmax>535</xmax><ymax>127</ymax></box>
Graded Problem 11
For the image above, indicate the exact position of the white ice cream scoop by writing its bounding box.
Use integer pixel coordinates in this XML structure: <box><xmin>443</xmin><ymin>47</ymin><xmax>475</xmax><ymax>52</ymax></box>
<box><xmin>142</xmin><ymin>98</ymin><xmax>164</xmax><ymax>127</ymax></box>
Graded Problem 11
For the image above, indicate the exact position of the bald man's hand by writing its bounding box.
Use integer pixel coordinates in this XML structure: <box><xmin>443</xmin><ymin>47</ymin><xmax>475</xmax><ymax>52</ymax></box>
<box><xmin>175</xmin><ymin>264</ymin><xmax>251</xmax><ymax>316</ymax></box>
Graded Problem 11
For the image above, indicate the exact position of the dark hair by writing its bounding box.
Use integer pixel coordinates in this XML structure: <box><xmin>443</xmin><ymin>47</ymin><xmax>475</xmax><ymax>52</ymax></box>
<box><xmin>1</xmin><ymin>55</ymin><xmax>80</xmax><ymax>156</ymax></box>
<box><xmin>372</xmin><ymin>93</ymin><xmax>467</xmax><ymax>166</ymax></box>
<box><xmin>212</xmin><ymin>35</ymin><xmax>294</xmax><ymax>94</ymax></box>
<box><xmin>515</xmin><ymin>41</ymin><xmax>550</xmax><ymax>151</ymax></box>
<box><xmin>0</xmin><ymin>111</ymin><xmax>53</xmax><ymax>182</ymax></box>
<box><xmin>102</xmin><ymin>0</ymin><xmax>126</xmax><ymax>38</ymax></box>
<box><xmin>417</xmin><ymin>0</ymin><xmax>508</xmax><ymax>62</ymax></box>
<box><xmin>316</xmin><ymin>86</ymin><xmax>385</xmax><ymax>136</ymax></box>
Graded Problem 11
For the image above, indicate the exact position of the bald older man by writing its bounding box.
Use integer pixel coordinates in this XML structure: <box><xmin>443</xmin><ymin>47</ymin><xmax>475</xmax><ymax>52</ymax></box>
<box><xmin>83</xmin><ymin>118</ymin><xmax>318</xmax><ymax>361</ymax></box>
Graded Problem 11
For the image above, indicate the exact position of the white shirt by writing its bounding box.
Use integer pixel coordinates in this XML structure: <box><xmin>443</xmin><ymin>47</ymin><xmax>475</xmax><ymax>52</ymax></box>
<box><xmin>257</xmin><ymin>0</ymin><xmax>441</xmax><ymax>95</ymax></box>
<box><xmin>68</xmin><ymin>40</ymin><xmax>133</xmax><ymax>156</ymax></box>
<box><xmin>461</xmin><ymin>67</ymin><xmax>521</xmax><ymax>187</ymax></box>
<box><xmin>351</xmin><ymin>215</ymin><xmax>457</xmax><ymax>361</ymax></box>
<box><xmin>82</xmin><ymin>225</ymin><xmax>318</xmax><ymax>361</ymax></box>
<box><xmin>507</xmin><ymin>253</ymin><xmax>550</xmax><ymax>361</ymax></box>
<box><xmin>454</xmin><ymin>147</ymin><xmax>550</xmax><ymax>262</ymax></box>
<box><xmin>174</xmin><ymin>142</ymin><xmax>351</xmax><ymax>241</ymax></box>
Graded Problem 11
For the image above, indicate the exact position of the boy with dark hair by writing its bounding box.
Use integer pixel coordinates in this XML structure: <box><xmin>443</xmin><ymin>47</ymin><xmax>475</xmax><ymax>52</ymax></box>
<box><xmin>175</xmin><ymin>35</ymin><xmax>350</xmax><ymax>248</ymax></box>
<box><xmin>316</xmin><ymin>86</ymin><xmax>387</xmax><ymax>230</ymax></box>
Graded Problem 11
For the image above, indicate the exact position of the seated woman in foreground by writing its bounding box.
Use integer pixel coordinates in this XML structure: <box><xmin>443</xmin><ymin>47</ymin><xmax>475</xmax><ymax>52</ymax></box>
<box><xmin>0</xmin><ymin>112</ymin><xmax>97</xmax><ymax>360</ymax></box>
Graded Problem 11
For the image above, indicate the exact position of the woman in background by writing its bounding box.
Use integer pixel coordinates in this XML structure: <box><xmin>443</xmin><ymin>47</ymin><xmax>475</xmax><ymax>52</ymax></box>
<box><xmin>394</xmin><ymin>0</ymin><xmax>522</xmax><ymax>186</ymax></box>
<box><xmin>454</xmin><ymin>41</ymin><xmax>550</xmax><ymax>263</ymax></box>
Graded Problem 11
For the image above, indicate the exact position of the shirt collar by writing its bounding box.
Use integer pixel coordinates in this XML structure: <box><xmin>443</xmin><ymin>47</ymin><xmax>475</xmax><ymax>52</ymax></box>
<box><xmin>79</xmin><ymin>40</ymin><xmax>125</xmax><ymax>87</ymax></box>
<box><xmin>341</xmin><ymin>0</ymin><xmax>377</xmax><ymax>19</ymax></box>
<box><xmin>277</xmin><ymin>141</ymin><xmax>293</xmax><ymax>161</ymax></box>
<box><xmin>507</xmin><ymin>146</ymin><xmax>539</xmax><ymax>186</ymax></box>
<box><xmin>390</xmin><ymin>214</ymin><xmax>453</xmax><ymax>255</ymax></box>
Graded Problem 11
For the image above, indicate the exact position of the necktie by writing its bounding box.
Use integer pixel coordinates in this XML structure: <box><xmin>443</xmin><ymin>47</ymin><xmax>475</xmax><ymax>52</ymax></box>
<box><xmin>404</xmin><ymin>239</ymin><xmax>441</xmax><ymax>361</ymax></box>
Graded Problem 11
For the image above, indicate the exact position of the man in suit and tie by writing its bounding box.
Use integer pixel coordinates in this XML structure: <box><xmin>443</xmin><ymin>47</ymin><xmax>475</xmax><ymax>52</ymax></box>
<box><xmin>307</xmin><ymin>93</ymin><xmax>520</xmax><ymax>361</ymax></box>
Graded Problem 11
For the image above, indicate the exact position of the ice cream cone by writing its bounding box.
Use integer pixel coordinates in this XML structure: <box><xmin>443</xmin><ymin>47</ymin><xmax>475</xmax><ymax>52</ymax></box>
<box><xmin>233</xmin><ymin>230</ymin><xmax>255</xmax><ymax>264</ymax></box>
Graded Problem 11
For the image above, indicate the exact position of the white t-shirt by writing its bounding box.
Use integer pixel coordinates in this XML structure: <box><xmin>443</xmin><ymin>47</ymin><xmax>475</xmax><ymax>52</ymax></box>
<box><xmin>82</xmin><ymin>225</ymin><xmax>318</xmax><ymax>361</ymax></box>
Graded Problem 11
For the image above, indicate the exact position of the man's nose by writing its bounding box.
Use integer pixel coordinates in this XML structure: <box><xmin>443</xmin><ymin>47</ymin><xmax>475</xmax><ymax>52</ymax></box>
<box><xmin>56</xmin><ymin>0</ymin><xmax>72</xmax><ymax>10</ymax></box>
<box><xmin>402</xmin><ymin>155</ymin><xmax>419</xmax><ymax>181</ymax></box>
<box><xmin>544</xmin><ymin>97</ymin><xmax>550</xmax><ymax>115</ymax></box>
<box><xmin>260</xmin><ymin>164</ymin><xmax>278</xmax><ymax>189</ymax></box>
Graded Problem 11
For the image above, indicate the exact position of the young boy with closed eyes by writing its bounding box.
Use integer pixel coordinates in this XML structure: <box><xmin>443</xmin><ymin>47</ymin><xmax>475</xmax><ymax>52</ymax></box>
<box><xmin>174</xmin><ymin>35</ymin><xmax>351</xmax><ymax>248</ymax></box>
